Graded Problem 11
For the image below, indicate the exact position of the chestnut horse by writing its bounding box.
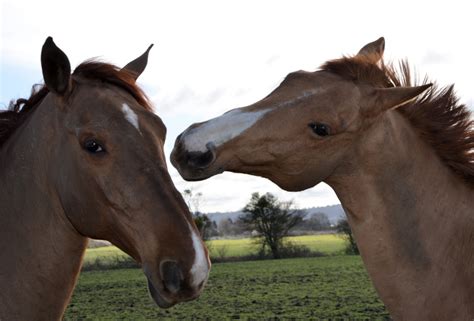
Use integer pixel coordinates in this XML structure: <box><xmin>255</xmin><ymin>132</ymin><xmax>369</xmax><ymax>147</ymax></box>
<box><xmin>0</xmin><ymin>38</ymin><xmax>210</xmax><ymax>321</ymax></box>
<box><xmin>172</xmin><ymin>38</ymin><xmax>474</xmax><ymax>320</ymax></box>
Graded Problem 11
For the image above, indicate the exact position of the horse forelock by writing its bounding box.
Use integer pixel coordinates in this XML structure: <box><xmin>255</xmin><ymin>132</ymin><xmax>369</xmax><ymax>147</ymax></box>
<box><xmin>72</xmin><ymin>60</ymin><xmax>153</xmax><ymax>112</ymax></box>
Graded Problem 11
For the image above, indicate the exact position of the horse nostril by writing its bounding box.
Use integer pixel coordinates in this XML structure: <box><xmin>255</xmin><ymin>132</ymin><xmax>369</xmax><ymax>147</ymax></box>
<box><xmin>160</xmin><ymin>261</ymin><xmax>182</xmax><ymax>295</ymax></box>
<box><xmin>186</xmin><ymin>144</ymin><xmax>216</xmax><ymax>169</ymax></box>
<box><xmin>197</xmin><ymin>280</ymin><xmax>206</xmax><ymax>290</ymax></box>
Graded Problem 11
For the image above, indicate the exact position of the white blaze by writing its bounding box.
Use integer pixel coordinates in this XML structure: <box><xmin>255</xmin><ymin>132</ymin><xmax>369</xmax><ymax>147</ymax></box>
<box><xmin>273</xmin><ymin>89</ymin><xmax>323</xmax><ymax>108</ymax></box>
<box><xmin>183</xmin><ymin>108</ymin><xmax>270</xmax><ymax>153</ymax></box>
<box><xmin>181</xmin><ymin>88</ymin><xmax>324</xmax><ymax>153</ymax></box>
<box><xmin>122</xmin><ymin>103</ymin><xmax>140</xmax><ymax>132</ymax></box>
<box><xmin>189</xmin><ymin>224</ymin><xmax>209</xmax><ymax>287</ymax></box>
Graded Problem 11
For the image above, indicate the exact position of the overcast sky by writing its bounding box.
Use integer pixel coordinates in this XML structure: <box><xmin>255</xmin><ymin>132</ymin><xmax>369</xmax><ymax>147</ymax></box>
<box><xmin>1</xmin><ymin>1</ymin><xmax>473</xmax><ymax>212</ymax></box>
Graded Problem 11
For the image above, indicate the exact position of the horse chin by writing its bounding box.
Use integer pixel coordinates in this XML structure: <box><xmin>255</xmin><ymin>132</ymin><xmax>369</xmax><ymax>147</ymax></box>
<box><xmin>147</xmin><ymin>278</ymin><xmax>176</xmax><ymax>309</ymax></box>
<box><xmin>269</xmin><ymin>176</ymin><xmax>318</xmax><ymax>192</ymax></box>
<box><xmin>180</xmin><ymin>173</ymin><xmax>213</xmax><ymax>182</ymax></box>
<box><xmin>276</xmin><ymin>182</ymin><xmax>308</xmax><ymax>192</ymax></box>
<box><xmin>180</xmin><ymin>167</ymin><xmax>224</xmax><ymax>182</ymax></box>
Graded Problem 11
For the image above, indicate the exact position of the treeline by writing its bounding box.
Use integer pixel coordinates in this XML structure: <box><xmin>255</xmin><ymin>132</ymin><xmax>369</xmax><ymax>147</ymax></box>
<box><xmin>83</xmin><ymin>192</ymin><xmax>357</xmax><ymax>271</ymax></box>
<box><xmin>192</xmin><ymin>192</ymin><xmax>358</xmax><ymax>259</ymax></box>
<box><xmin>194</xmin><ymin>209</ymin><xmax>334</xmax><ymax>239</ymax></box>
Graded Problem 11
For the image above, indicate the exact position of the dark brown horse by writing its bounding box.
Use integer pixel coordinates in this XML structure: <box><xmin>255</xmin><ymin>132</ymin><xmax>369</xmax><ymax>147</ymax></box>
<box><xmin>172</xmin><ymin>38</ymin><xmax>474</xmax><ymax>320</ymax></box>
<box><xmin>0</xmin><ymin>38</ymin><xmax>210</xmax><ymax>321</ymax></box>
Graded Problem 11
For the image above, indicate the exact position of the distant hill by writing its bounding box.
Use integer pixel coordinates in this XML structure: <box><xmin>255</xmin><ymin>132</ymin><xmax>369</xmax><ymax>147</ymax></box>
<box><xmin>205</xmin><ymin>204</ymin><xmax>346</xmax><ymax>225</ymax></box>
<box><xmin>205</xmin><ymin>211</ymin><xmax>244</xmax><ymax>224</ymax></box>
<box><xmin>302</xmin><ymin>204</ymin><xmax>346</xmax><ymax>224</ymax></box>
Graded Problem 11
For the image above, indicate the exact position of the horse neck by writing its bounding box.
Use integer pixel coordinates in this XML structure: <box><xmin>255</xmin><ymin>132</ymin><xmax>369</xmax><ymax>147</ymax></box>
<box><xmin>0</xmin><ymin>98</ymin><xmax>87</xmax><ymax>321</ymax></box>
<box><xmin>327</xmin><ymin>110</ymin><xmax>474</xmax><ymax>320</ymax></box>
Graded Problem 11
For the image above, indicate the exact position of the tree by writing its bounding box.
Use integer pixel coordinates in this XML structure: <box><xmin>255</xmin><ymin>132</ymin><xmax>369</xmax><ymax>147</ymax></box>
<box><xmin>295</xmin><ymin>212</ymin><xmax>331</xmax><ymax>231</ymax></box>
<box><xmin>182</xmin><ymin>189</ymin><xmax>203</xmax><ymax>215</ymax></box>
<box><xmin>193</xmin><ymin>212</ymin><xmax>213</xmax><ymax>241</ymax></box>
<box><xmin>239</xmin><ymin>192</ymin><xmax>304</xmax><ymax>259</ymax></box>
<box><xmin>217</xmin><ymin>218</ymin><xmax>247</xmax><ymax>237</ymax></box>
<box><xmin>309</xmin><ymin>212</ymin><xmax>331</xmax><ymax>230</ymax></box>
<box><xmin>336</xmin><ymin>218</ymin><xmax>359</xmax><ymax>255</ymax></box>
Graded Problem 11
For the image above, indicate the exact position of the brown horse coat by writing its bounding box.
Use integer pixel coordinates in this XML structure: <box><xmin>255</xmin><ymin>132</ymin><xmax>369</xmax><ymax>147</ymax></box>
<box><xmin>0</xmin><ymin>38</ymin><xmax>210</xmax><ymax>320</ymax></box>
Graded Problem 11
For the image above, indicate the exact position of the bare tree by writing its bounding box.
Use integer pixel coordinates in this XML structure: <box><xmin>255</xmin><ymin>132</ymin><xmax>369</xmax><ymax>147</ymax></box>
<box><xmin>239</xmin><ymin>192</ymin><xmax>304</xmax><ymax>259</ymax></box>
<box><xmin>295</xmin><ymin>212</ymin><xmax>331</xmax><ymax>231</ymax></box>
<box><xmin>182</xmin><ymin>188</ymin><xmax>203</xmax><ymax>214</ymax></box>
<box><xmin>182</xmin><ymin>189</ymin><xmax>213</xmax><ymax>240</ymax></box>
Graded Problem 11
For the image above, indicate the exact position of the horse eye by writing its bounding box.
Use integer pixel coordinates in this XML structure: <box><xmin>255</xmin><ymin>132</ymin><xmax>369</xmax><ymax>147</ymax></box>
<box><xmin>308</xmin><ymin>122</ymin><xmax>330</xmax><ymax>137</ymax></box>
<box><xmin>83</xmin><ymin>139</ymin><xmax>105</xmax><ymax>154</ymax></box>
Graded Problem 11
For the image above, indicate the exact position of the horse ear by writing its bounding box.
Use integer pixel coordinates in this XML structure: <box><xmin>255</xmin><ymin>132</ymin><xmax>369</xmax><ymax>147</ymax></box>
<box><xmin>122</xmin><ymin>44</ymin><xmax>153</xmax><ymax>81</ymax></box>
<box><xmin>363</xmin><ymin>84</ymin><xmax>432</xmax><ymax>117</ymax></box>
<box><xmin>41</xmin><ymin>37</ymin><xmax>71</xmax><ymax>95</ymax></box>
<box><xmin>356</xmin><ymin>37</ymin><xmax>385</xmax><ymax>64</ymax></box>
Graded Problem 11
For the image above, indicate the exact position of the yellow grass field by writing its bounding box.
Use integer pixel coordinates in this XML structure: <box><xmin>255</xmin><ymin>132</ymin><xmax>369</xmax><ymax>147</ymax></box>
<box><xmin>84</xmin><ymin>234</ymin><xmax>346</xmax><ymax>264</ymax></box>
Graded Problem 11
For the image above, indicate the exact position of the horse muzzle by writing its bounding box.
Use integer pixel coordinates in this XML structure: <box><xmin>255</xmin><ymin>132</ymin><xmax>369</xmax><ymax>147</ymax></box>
<box><xmin>144</xmin><ymin>260</ymin><xmax>204</xmax><ymax>308</ymax></box>
<box><xmin>171</xmin><ymin>136</ymin><xmax>220</xmax><ymax>181</ymax></box>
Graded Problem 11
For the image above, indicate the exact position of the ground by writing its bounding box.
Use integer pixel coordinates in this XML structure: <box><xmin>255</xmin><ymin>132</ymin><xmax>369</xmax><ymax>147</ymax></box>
<box><xmin>65</xmin><ymin>236</ymin><xmax>389</xmax><ymax>320</ymax></box>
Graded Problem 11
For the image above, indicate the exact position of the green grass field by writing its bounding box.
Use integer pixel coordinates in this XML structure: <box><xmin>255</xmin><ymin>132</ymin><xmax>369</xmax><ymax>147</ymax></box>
<box><xmin>84</xmin><ymin>234</ymin><xmax>346</xmax><ymax>266</ymax></box>
<box><xmin>70</xmin><ymin>235</ymin><xmax>388</xmax><ymax>319</ymax></box>
<box><xmin>65</xmin><ymin>256</ymin><xmax>389</xmax><ymax>320</ymax></box>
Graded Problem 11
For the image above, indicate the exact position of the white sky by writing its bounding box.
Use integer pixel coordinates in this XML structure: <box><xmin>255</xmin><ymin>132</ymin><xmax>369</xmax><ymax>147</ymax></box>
<box><xmin>1</xmin><ymin>1</ymin><xmax>473</xmax><ymax>212</ymax></box>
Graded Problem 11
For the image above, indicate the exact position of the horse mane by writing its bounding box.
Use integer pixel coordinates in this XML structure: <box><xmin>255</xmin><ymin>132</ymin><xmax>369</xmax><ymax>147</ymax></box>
<box><xmin>0</xmin><ymin>60</ymin><xmax>153</xmax><ymax>148</ymax></box>
<box><xmin>321</xmin><ymin>56</ymin><xmax>474</xmax><ymax>185</ymax></box>
<box><xmin>73</xmin><ymin>60</ymin><xmax>153</xmax><ymax>111</ymax></box>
